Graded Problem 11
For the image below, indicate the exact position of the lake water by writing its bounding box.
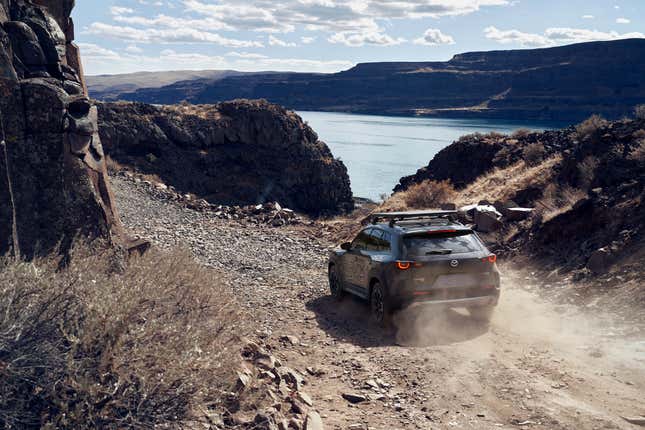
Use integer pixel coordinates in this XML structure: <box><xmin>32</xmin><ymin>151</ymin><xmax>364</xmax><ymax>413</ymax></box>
<box><xmin>298</xmin><ymin>111</ymin><xmax>568</xmax><ymax>201</ymax></box>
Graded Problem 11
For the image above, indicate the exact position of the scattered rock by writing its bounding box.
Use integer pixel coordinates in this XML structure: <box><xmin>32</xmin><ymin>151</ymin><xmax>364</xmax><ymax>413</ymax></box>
<box><xmin>342</xmin><ymin>392</ymin><xmax>368</xmax><ymax>404</ymax></box>
<box><xmin>504</xmin><ymin>207</ymin><xmax>534</xmax><ymax>221</ymax></box>
<box><xmin>304</xmin><ymin>410</ymin><xmax>324</xmax><ymax>430</ymax></box>
<box><xmin>587</xmin><ymin>248</ymin><xmax>613</xmax><ymax>274</ymax></box>
<box><xmin>622</xmin><ymin>416</ymin><xmax>645</xmax><ymax>427</ymax></box>
<box><xmin>281</xmin><ymin>335</ymin><xmax>300</xmax><ymax>346</ymax></box>
<box><xmin>474</xmin><ymin>207</ymin><xmax>503</xmax><ymax>233</ymax></box>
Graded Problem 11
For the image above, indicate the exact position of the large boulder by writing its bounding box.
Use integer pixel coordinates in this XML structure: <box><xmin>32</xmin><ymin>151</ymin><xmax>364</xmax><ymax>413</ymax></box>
<box><xmin>97</xmin><ymin>100</ymin><xmax>355</xmax><ymax>215</ymax></box>
<box><xmin>0</xmin><ymin>0</ymin><xmax>131</xmax><ymax>258</ymax></box>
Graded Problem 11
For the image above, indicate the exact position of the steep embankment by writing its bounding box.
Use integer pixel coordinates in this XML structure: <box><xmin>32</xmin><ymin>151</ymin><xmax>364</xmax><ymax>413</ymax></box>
<box><xmin>97</xmin><ymin>99</ymin><xmax>354</xmax><ymax>215</ymax></box>
<box><xmin>391</xmin><ymin>117</ymin><xmax>645</xmax><ymax>284</ymax></box>
<box><xmin>91</xmin><ymin>39</ymin><xmax>645</xmax><ymax>121</ymax></box>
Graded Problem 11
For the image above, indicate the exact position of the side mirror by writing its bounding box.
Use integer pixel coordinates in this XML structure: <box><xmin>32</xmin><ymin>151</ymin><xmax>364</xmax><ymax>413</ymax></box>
<box><xmin>340</xmin><ymin>242</ymin><xmax>352</xmax><ymax>251</ymax></box>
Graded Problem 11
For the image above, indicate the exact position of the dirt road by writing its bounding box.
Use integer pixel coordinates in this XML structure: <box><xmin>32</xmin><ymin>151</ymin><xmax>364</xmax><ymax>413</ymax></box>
<box><xmin>114</xmin><ymin>176</ymin><xmax>645</xmax><ymax>430</ymax></box>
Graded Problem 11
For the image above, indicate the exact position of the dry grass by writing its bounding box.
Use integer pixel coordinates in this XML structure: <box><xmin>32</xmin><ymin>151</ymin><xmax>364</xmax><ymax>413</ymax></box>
<box><xmin>628</xmin><ymin>137</ymin><xmax>645</xmax><ymax>161</ymax></box>
<box><xmin>511</xmin><ymin>128</ymin><xmax>532</xmax><ymax>139</ymax></box>
<box><xmin>635</xmin><ymin>104</ymin><xmax>645</xmax><ymax>120</ymax></box>
<box><xmin>578</xmin><ymin>155</ymin><xmax>599</xmax><ymax>189</ymax></box>
<box><xmin>454</xmin><ymin>156</ymin><xmax>562</xmax><ymax>206</ymax></box>
<box><xmin>0</xmin><ymin>246</ymin><xmax>243</xmax><ymax>429</ymax></box>
<box><xmin>575</xmin><ymin>114</ymin><xmax>607</xmax><ymax>141</ymax></box>
<box><xmin>105</xmin><ymin>154</ymin><xmax>124</xmax><ymax>174</ymax></box>
<box><xmin>382</xmin><ymin>180</ymin><xmax>456</xmax><ymax>211</ymax></box>
<box><xmin>522</xmin><ymin>142</ymin><xmax>546</xmax><ymax>166</ymax></box>
<box><xmin>533</xmin><ymin>183</ymin><xmax>586</xmax><ymax>223</ymax></box>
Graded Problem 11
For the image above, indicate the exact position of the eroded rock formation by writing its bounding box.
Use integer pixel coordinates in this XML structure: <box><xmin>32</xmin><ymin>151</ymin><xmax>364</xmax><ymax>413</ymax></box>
<box><xmin>0</xmin><ymin>0</ymin><xmax>129</xmax><ymax>257</ymax></box>
<box><xmin>97</xmin><ymin>100</ymin><xmax>354</xmax><ymax>215</ymax></box>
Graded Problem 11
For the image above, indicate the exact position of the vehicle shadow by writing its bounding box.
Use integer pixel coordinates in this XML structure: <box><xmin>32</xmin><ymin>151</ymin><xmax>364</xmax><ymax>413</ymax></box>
<box><xmin>306</xmin><ymin>294</ymin><xmax>490</xmax><ymax>348</ymax></box>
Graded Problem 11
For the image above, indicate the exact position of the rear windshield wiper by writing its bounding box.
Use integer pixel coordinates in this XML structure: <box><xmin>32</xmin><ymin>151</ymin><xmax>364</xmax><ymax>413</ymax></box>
<box><xmin>426</xmin><ymin>249</ymin><xmax>453</xmax><ymax>255</ymax></box>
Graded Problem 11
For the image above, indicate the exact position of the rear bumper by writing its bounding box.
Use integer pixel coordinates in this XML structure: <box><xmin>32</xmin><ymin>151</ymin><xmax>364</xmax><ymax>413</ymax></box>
<box><xmin>406</xmin><ymin>295</ymin><xmax>498</xmax><ymax>309</ymax></box>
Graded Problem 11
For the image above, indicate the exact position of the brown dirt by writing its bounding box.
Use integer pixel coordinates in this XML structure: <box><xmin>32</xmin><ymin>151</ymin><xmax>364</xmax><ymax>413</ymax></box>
<box><xmin>113</xmin><ymin>175</ymin><xmax>645</xmax><ymax>430</ymax></box>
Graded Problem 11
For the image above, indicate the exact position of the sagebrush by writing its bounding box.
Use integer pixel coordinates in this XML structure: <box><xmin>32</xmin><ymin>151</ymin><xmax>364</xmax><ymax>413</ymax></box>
<box><xmin>402</xmin><ymin>180</ymin><xmax>457</xmax><ymax>209</ymax></box>
<box><xmin>0</xmin><ymin>246</ymin><xmax>243</xmax><ymax>429</ymax></box>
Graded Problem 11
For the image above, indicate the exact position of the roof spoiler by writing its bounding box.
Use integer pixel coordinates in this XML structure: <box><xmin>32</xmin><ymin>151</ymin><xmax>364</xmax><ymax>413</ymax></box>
<box><xmin>368</xmin><ymin>210</ymin><xmax>459</xmax><ymax>227</ymax></box>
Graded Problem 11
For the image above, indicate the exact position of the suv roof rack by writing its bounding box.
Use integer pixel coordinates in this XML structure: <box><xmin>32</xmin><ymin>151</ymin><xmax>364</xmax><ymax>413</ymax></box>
<box><xmin>370</xmin><ymin>210</ymin><xmax>459</xmax><ymax>227</ymax></box>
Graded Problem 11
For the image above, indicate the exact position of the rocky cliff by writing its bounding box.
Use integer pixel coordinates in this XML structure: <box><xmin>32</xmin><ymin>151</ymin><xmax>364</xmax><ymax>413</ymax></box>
<box><xmin>392</xmin><ymin>117</ymin><xmax>645</xmax><ymax>274</ymax></box>
<box><xmin>0</xmin><ymin>0</ymin><xmax>133</xmax><ymax>257</ymax></box>
<box><xmin>97</xmin><ymin>100</ymin><xmax>354</xmax><ymax>215</ymax></box>
<box><xmin>92</xmin><ymin>39</ymin><xmax>645</xmax><ymax>121</ymax></box>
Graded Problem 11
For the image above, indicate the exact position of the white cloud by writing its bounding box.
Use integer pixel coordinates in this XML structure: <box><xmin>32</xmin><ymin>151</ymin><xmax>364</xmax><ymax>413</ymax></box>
<box><xmin>109</xmin><ymin>6</ymin><xmax>134</xmax><ymax>15</ymax></box>
<box><xmin>268</xmin><ymin>35</ymin><xmax>297</xmax><ymax>47</ymax></box>
<box><xmin>81</xmin><ymin>45</ymin><xmax>353</xmax><ymax>75</ymax></box>
<box><xmin>328</xmin><ymin>31</ymin><xmax>405</xmax><ymax>47</ymax></box>
<box><xmin>582</xmin><ymin>15</ymin><xmax>594</xmax><ymax>19</ymax></box>
<box><xmin>616</xmin><ymin>17</ymin><xmax>630</xmax><ymax>24</ymax></box>
<box><xmin>85</xmin><ymin>22</ymin><xmax>263</xmax><ymax>48</ymax></box>
<box><xmin>485</xmin><ymin>26</ymin><xmax>645</xmax><ymax>47</ymax></box>
<box><xmin>225</xmin><ymin>51</ymin><xmax>268</xmax><ymax>59</ymax></box>
<box><xmin>125</xmin><ymin>44</ymin><xmax>144</xmax><ymax>53</ymax></box>
<box><xmin>300</xmin><ymin>36</ymin><xmax>317</xmax><ymax>44</ymax></box>
<box><xmin>414</xmin><ymin>28</ymin><xmax>455</xmax><ymax>46</ymax></box>
<box><xmin>484</xmin><ymin>26</ymin><xmax>549</xmax><ymax>46</ymax></box>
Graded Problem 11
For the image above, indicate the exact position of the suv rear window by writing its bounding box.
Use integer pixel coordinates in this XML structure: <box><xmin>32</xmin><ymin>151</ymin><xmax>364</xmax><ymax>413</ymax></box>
<box><xmin>403</xmin><ymin>231</ymin><xmax>483</xmax><ymax>256</ymax></box>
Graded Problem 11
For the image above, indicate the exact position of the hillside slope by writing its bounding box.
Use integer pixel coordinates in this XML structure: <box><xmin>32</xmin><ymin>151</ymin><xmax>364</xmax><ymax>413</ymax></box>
<box><xmin>390</xmin><ymin>116</ymin><xmax>645</xmax><ymax>282</ymax></box>
<box><xmin>94</xmin><ymin>39</ymin><xmax>645</xmax><ymax>121</ymax></box>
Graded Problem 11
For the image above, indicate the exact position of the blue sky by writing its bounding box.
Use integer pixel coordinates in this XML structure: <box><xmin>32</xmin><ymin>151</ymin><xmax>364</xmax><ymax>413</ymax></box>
<box><xmin>73</xmin><ymin>0</ymin><xmax>644</xmax><ymax>76</ymax></box>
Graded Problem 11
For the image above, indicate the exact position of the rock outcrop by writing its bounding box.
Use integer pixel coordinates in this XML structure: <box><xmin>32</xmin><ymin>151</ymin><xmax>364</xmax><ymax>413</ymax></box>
<box><xmin>394</xmin><ymin>128</ymin><xmax>574</xmax><ymax>191</ymax></box>
<box><xmin>0</xmin><ymin>0</ymin><xmax>130</xmax><ymax>257</ymax></box>
<box><xmin>393</xmin><ymin>117</ymin><xmax>645</xmax><ymax>273</ymax></box>
<box><xmin>97</xmin><ymin>100</ymin><xmax>354</xmax><ymax>215</ymax></box>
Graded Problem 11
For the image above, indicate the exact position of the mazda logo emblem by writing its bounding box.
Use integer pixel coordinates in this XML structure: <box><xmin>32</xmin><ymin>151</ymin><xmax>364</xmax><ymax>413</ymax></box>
<box><xmin>450</xmin><ymin>260</ymin><xmax>459</xmax><ymax>268</ymax></box>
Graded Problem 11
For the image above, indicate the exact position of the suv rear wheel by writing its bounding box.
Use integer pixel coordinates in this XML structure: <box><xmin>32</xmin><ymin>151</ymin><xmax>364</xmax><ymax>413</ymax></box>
<box><xmin>328</xmin><ymin>265</ymin><xmax>344</xmax><ymax>300</ymax></box>
<box><xmin>370</xmin><ymin>281</ymin><xmax>391</xmax><ymax>326</ymax></box>
<box><xmin>470</xmin><ymin>306</ymin><xmax>495</xmax><ymax>323</ymax></box>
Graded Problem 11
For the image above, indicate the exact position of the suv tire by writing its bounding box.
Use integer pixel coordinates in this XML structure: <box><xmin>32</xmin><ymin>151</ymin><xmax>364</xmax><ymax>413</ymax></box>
<box><xmin>328</xmin><ymin>265</ymin><xmax>344</xmax><ymax>300</ymax></box>
<box><xmin>470</xmin><ymin>306</ymin><xmax>495</xmax><ymax>323</ymax></box>
<box><xmin>370</xmin><ymin>281</ymin><xmax>391</xmax><ymax>326</ymax></box>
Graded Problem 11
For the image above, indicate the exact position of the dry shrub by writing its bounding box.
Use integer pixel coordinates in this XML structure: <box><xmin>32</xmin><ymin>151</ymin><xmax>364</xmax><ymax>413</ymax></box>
<box><xmin>575</xmin><ymin>114</ymin><xmax>607</xmax><ymax>141</ymax></box>
<box><xmin>512</xmin><ymin>128</ymin><xmax>531</xmax><ymax>138</ymax></box>
<box><xmin>536</xmin><ymin>183</ymin><xmax>587</xmax><ymax>222</ymax></box>
<box><xmin>577</xmin><ymin>156</ymin><xmax>599</xmax><ymax>189</ymax></box>
<box><xmin>105</xmin><ymin>155</ymin><xmax>124</xmax><ymax>173</ymax></box>
<box><xmin>401</xmin><ymin>180</ymin><xmax>456</xmax><ymax>209</ymax></box>
<box><xmin>635</xmin><ymin>104</ymin><xmax>645</xmax><ymax>120</ymax></box>
<box><xmin>522</xmin><ymin>143</ymin><xmax>546</xmax><ymax>166</ymax></box>
<box><xmin>628</xmin><ymin>132</ymin><xmax>645</xmax><ymax>160</ymax></box>
<box><xmin>0</xmin><ymin>246</ymin><xmax>243</xmax><ymax>429</ymax></box>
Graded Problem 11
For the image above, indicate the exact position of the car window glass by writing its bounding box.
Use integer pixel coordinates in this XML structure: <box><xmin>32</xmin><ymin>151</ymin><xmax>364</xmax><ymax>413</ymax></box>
<box><xmin>380</xmin><ymin>232</ymin><xmax>392</xmax><ymax>252</ymax></box>
<box><xmin>352</xmin><ymin>229</ymin><xmax>371</xmax><ymax>250</ymax></box>
<box><xmin>403</xmin><ymin>233</ymin><xmax>483</xmax><ymax>256</ymax></box>
<box><xmin>369</xmin><ymin>229</ymin><xmax>391</xmax><ymax>253</ymax></box>
<box><xmin>364</xmin><ymin>229</ymin><xmax>380</xmax><ymax>251</ymax></box>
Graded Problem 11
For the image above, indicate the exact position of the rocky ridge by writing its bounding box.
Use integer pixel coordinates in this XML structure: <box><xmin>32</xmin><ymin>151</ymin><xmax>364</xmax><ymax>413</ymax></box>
<box><xmin>97</xmin><ymin>100</ymin><xmax>354</xmax><ymax>216</ymax></box>
<box><xmin>92</xmin><ymin>39</ymin><xmax>645</xmax><ymax>121</ymax></box>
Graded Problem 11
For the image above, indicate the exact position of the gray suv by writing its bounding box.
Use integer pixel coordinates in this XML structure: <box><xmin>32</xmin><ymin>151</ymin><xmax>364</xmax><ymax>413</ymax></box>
<box><xmin>328</xmin><ymin>211</ymin><xmax>500</xmax><ymax>325</ymax></box>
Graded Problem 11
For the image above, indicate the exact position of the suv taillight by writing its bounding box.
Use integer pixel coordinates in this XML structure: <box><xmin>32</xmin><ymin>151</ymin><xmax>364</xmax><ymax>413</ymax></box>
<box><xmin>482</xmin><ymin>254</ymin><xmax>497</xmax><ymax>263</ymax></box>
<box><xmin>396</xmin><ymin>261</ymin><xmax>423</xmax><ymax>270</ymax></box>
<box><xmin>396</xmin><ymin>261</ymin><xmax>411</xmax><ymax>270</ymax></box>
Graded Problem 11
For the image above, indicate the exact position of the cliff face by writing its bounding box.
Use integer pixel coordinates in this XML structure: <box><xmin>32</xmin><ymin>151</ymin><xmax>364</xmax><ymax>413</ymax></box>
<box><xmin>92</xmin><ymin>39</ymin><xmax>645</xmax><ymax>121</ymax></box>
<box><xmin>393</xmin><ymin>118</ymin><xmax>645</xmax><ymax>273</ymax></box>
<box><xmin>97</xmin><ymin>100</ymin><xmax>354</xmax><ymax>215</ymax></box>
<box><xmin>0</xmin><ymin>0</ymin><xmax>129</xmax><ymax>257</ymax></box>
